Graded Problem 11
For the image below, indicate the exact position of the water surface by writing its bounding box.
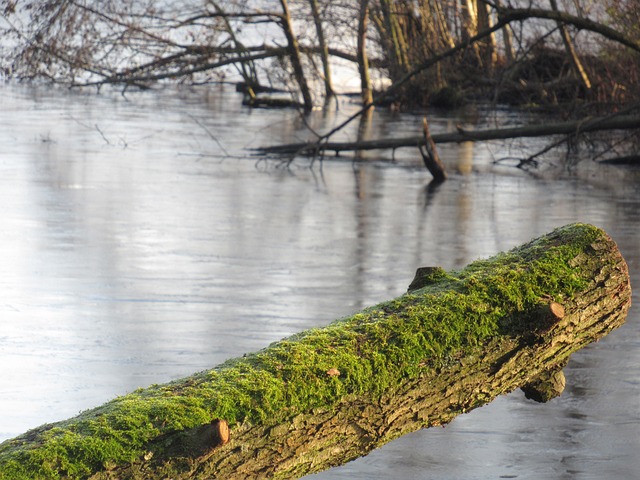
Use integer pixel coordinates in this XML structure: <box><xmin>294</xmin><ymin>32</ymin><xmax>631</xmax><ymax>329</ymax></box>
<box><xmin>0</xmin><ymin>84</ymin><xmax>638</xmax><ymax>479</ymax></box>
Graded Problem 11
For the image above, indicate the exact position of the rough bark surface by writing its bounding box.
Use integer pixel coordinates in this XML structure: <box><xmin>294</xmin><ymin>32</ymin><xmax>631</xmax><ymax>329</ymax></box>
<box><xmin>0</xmin><ymin>224</ymin><xmax>631</xmax><ymax>480</ymax></box>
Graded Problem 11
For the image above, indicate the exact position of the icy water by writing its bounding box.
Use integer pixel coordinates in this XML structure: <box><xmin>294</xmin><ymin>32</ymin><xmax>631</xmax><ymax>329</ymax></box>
<box><xmin>0</xmin><ymin>84</ymin><xmax>638</xmax><ymax>479</ymax></box>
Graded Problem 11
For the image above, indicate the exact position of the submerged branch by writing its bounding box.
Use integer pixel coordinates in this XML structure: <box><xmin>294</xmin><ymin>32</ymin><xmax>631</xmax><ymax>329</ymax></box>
<box><xmin>253</xmin><ymin>114</ymin><xmax>640</xmax><ymax>157</ymax></box>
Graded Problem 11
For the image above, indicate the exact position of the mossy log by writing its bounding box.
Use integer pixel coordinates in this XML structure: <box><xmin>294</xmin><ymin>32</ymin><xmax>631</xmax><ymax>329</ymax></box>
<box><xmin>0</xmin><ymin>224</ymin><xmax>631</xmax><ymax>480</ymax></box>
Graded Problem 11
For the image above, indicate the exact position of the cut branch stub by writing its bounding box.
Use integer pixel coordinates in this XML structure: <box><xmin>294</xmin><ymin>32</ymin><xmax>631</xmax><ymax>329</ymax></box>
<box><xmin>408</xmin><ymin>266</ymin><xmax>447</xmax><ymax>292</ymax></box>
<box><xmin>535</xmin><ymin>301</ymin><xmax>565</xmax><ymax>332</ymax></box>
<box><xmin>211</xmin><ymin>419</ymin><xmax>230</xmax><ymax>448</ymax></box>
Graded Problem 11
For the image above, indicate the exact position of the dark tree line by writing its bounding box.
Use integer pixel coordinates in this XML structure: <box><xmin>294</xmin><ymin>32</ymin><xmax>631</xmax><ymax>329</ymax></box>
<box><xmin>1</xmin><ymin>1</ymin><xmax>638</xmax><ymax>106</ymax></box>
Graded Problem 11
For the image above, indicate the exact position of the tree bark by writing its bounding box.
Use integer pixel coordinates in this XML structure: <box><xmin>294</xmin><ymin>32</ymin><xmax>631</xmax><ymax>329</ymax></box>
<box><xmin>0</xmin><ymin>224</ymin><xmax>631</xmax><ymax>480</ymax></box>
<box><xmin>495</xmin><ymin>0</ymin><xmax>515</xmax><ymax>64</ymax></box>
<box><xmin>459</xmin><ymin>0</ymin><xmax>484</xmax><ymax>66</ymax></box>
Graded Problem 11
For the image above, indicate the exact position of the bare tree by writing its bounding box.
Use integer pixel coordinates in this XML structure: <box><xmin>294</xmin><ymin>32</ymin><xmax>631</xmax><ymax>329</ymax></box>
<box><xmin>1</xmin><ymin>0</ymin><xmax>639</xmax><ymax>120</ymax></box>
<box><xmin>357</xmin><ymin>0</ymin><xmax>374</xmax><ymax>106</ymax></box>
<box><xmin>548</xmin><ymin>0</ymin><xmax>591</xmax><ymax>91</ymax></box>
<box><xmin>278</xmin><ymin>0</ymin><xmax>313</xmax><ymax>111</ymax></box>
<box><xmin>308</xmin><ymin>0</ymin><xmax>334</xmax><ymax>100</ymax></box>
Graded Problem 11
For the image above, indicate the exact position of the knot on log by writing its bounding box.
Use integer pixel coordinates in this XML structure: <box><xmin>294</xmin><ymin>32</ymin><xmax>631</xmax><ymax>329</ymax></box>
<box><xmin>521</xmin><ymin>366</ymin><xmax>567</xmax><ymax>403</ymax></box>
<box><xmin>153</xmin><ymin>418</ymin><xmax>230</xmax><ymax>461</ymax></box>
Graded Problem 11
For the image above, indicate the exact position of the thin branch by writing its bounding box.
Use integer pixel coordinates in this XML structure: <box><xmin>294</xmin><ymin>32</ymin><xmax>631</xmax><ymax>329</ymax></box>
<box><xmin>94</xmin><ymin>124</ymin><xmax>112</xmax><ymax>145</ymax></box>
<box><xmin>187</xmin><ymin>113</ymin><xmax>229</xmax><ymax>157</ymax></box>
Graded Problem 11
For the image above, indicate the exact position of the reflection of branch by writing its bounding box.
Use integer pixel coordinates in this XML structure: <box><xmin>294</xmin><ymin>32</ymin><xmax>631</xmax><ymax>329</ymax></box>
<box><xmin>94</xmin><ymin>124</ymin><xmax>111</xmax><ymax>145</ymax></box>
<box><xmin>187</xmin><ymin>114</ymin><xmax>229</xmax><ymax>157</ymax></box>
<box><xmin>69</xmin><ymin>115</ymin><xmax>131</xmax><ymax>147</ymax></box>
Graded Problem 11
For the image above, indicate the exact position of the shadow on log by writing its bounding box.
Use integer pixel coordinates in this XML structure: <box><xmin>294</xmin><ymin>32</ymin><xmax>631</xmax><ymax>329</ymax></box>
<box><xmin>0</xmin><ymin>224</ymin><xmax>631</xmax><ymax>480</ymax></box>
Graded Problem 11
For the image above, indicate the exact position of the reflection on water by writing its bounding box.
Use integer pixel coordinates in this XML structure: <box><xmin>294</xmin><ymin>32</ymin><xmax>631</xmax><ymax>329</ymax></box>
<box><xmin>0</xmin><ymin>84</ymin><xmax>638</xmax><ymax>478</ymax></box>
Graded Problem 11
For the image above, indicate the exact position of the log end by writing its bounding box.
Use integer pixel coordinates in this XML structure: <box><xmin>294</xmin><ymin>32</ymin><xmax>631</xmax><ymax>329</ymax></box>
<box><xmin>211</xmin><ymin>419</ymin><xmax>230</xmax><ymax>447</ymax></box>
<box><xmin>536</xmin><ymin>301</ymin><xmax>565</xmax><ymax>332</ymax></box>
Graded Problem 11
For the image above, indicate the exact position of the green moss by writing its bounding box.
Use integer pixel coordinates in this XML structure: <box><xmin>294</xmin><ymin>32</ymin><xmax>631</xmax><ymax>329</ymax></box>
<box><xmin>0</xmin><ymin>223</ymin><xmax>606</xmax><ymax>480</ymax></box>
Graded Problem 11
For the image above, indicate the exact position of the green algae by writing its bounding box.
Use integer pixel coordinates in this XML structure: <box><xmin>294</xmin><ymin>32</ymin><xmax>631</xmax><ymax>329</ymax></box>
<box><xmin>0</xmin><ymin>223</ymin><xmax>606</xmax><ymax>480</ymax></box>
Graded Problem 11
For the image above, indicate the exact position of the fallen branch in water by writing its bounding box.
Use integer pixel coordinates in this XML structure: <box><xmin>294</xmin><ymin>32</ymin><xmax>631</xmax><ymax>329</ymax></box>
<box><xmin>252</xmin><ymin>114</ymin><xmax>640</xmax><ymax>157</ymax></box>
<box><xmin>419</xmin><ymin>117</ymin><xmax>447</xmax><ymax>182</ymax></box>
<box><xmin>0</xmin><ymin>224</ymin><xmax>631</xmax><ymax>480</ymax></box>
<box><xmin>598</xmin><ymin>154</ymin><xmax>640</xmax><ymax>165</ymax></box>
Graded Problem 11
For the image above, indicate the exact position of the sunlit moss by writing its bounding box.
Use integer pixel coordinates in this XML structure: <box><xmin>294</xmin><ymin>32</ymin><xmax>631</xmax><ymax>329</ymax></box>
<box><xmin>0</xmin><ymin>223</ymin><xmax>605</xmax><ymax>480</ymax></box>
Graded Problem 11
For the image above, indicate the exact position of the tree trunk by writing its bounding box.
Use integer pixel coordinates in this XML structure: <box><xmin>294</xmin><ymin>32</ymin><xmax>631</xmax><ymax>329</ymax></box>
<box><xmin>549</xmin><ymin>0</ymin><xmax>592</xmax><ymax>91</ymax></box>
<box><xmin>375</xmin><ymin>0</ymin><xmax>408</xmax><ymax>82</ymax></box>
<box><xmin>254</xmin><ymin>113</ymin><xmax>640</xmax><ymax>156</ymax></box>
<box><xmin>476</xmin><ymin>0</ymin><xmax>497</xmax><ymax>70</ymax></box>
<box><xmin>357</xmin><ymin>0</ymin><xmax>373</xmax><ymax>106</ymax></box>
<box><xmin>494</xmin><ymin>0</ymin><xmax>515</xmax><ymax>63</ymax></box>
<box><xmin>208</xmin><ymin>1</ymin><xmax>259</xmax><ymax>94</ymax></box>
<box><xmin>432</xmin><ymin>0</ymin><xmax>456</xmax><ymax>50</ymax></box>
<box><xmin>459</xmin><ymin>0</ymin><xmax>478</xmax><ymax>42</ymax></box>
<box><xmin>278</xmin><ymin>0</ymin><xmax>313</xmax><ymax>112</ymax></box>
<box><xmin>308</xmin><ymin>0</ymin><xmax>334</xmax><ymax>100</ymax></box>
<box><xmin>0</xmin><ymin>224</ymin><xmax>631</xmax><ymax>480</ymax></box>
<box><xmin>459</xmin><ymin>0</ymin><xmax>484</xmax><ymax>65</ymax></box>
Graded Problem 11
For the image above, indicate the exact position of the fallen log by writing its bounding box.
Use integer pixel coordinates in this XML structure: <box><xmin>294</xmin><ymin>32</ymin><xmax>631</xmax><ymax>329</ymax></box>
<box><xmin>0</xmin><ymin>224</ymin><xmax>631</xmax><ymax>480</ymax></box>
<box><xmin>252</xmin><ymin>113</ymin><xmax>640</xmax><ymax>157</ymax></box>
<box><xmin>598</xmin><ymin>154</ymin><xmax>640</xmax><ymax>166</ymax></box>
